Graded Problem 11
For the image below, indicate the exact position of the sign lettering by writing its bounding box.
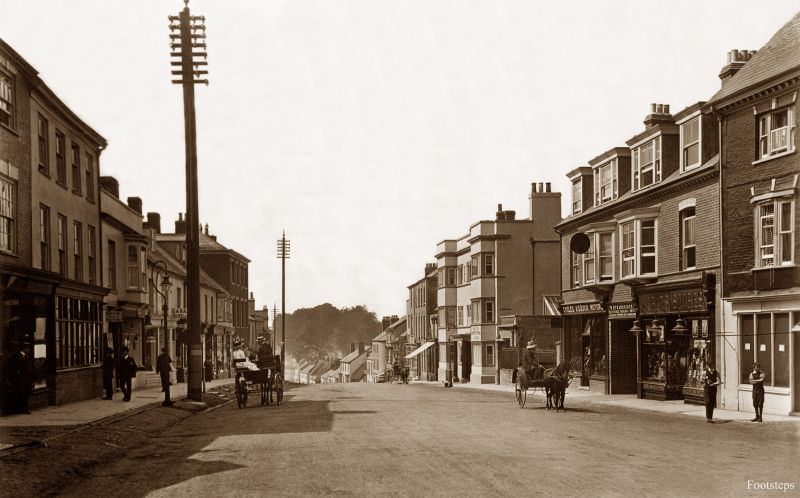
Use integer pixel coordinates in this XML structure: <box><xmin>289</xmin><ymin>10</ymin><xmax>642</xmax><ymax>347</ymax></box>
<box><xmin>639</xmin><ymin>287</ymin><xmax>707</xmax><ymax>315</ymax></box>
<box><xmin>561</xmin><ymin>302</ymin><xmax>605</xmax><ymax>315</ymax></box>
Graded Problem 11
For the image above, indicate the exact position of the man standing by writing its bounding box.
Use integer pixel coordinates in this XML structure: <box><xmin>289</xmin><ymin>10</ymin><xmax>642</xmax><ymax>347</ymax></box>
<box><xmin>4</xmin><ymin>341</ymin><xmax>32</xmax><ymax>414</ymax></box>
<box><xmin>703</xmin><ymin>364</ymin><xmax>720</xmax><ymax>423</ymax></box>
<box><xmin>156</xmin><ymin>348</ymin><xmax>173</xmax><ymax>406</ymax></box>
<box><xmin>117</xmin><ymin>347</ymin><xmax>137</xmax><ymax>402</ymax></box>
<box><xmin>102</xmin><ymin>347</ymin><xmax>115</xmax><ymax>400</ymax></box>
<box><xmin>749</xmin><ymin>363</ymin><xmax>765</xmax><ymax>422</ymax></box>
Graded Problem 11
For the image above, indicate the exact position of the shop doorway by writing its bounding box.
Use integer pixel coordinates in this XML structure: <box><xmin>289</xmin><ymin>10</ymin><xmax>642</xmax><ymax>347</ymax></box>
<box><xmin>461</xmin><ymin>339</ymin><xmax>472</xmax><ymax>382</ymax></box>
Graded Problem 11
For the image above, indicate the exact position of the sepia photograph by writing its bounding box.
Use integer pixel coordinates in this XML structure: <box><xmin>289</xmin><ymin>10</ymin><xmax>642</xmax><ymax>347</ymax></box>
<box><xmin>1</xmin><ymin>1</ymin><xmax>799</xmax><ymax>496</ymax></box>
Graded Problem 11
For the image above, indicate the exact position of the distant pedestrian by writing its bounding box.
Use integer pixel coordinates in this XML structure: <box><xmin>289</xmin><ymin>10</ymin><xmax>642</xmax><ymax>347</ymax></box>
<box><xmin>749</xmin><ymin>363</ymin><xmax>765</xmax><ymax>422</ymax></box>
<box><xmin>156</xmin><ymin>348</ymin><xmax>173</xmax><ymax>406</ymax></box>
<box><xmin>117</xmin><ymin>347</ymin><xmax>137</xmax><ymax>402</ymax></box>
<box><xmin>4</xmin><ymin>341</ymin><xmax>32</xmax><ymax>414</ymax></box>
<box><xmin>702</xmin><ymin>365</ymin><xmax>720</xmax><ymax>423</ymax></box>
<box><xmin>102</xmin><ymin>347</ymin><xmax>115</xmax><ymax>400</ymax></box>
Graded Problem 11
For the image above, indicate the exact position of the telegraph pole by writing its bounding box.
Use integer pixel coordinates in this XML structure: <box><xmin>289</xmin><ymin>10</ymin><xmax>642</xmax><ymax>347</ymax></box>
<box><xmin>270</xmin><ymin>303</ymin><xmax>278</xmax><ymax>353</ymax></box>
<box><xmin>169</xmin><ymin>0</ymin><xmax>208</xmax><ymax>401</ymax></box>
<box><xmin>277</xmin><ymin>232</ymin><xmax>290</xmax><ymax>374</ymax></box>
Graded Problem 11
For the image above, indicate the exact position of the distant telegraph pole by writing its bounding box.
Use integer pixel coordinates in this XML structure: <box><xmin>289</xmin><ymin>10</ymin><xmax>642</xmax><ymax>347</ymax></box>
<box><xmin>270</xmin><ymin>303</ymin><xmax>278</xmax><ymax>352</ymax></box>
<box><xmin>276</xmin><ymin>232</ymin><xmax>290</xmax><ymax>374</ymax></box>
<box><xmin>169</xmin><ymin>0</ymin><xmax>208</xmax><ymax>401</ymax></box>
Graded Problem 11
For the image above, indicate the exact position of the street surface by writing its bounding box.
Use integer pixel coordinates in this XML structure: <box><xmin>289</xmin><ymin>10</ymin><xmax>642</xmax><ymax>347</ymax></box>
<box><xmin>58</xmin><ymin>383</ymin><xmax>799</xmax><ymax>498</ymax></box>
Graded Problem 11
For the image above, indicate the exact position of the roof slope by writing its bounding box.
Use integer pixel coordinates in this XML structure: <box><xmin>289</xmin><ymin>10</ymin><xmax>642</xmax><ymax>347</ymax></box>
<box><xmin>709</xmin><ymin>11</ymin><xmax>800</xmax><ymax>103</ymax></box>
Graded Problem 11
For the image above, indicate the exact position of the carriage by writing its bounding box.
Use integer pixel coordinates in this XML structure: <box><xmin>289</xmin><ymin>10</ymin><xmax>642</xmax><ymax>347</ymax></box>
<box><xmin>386</xmin><ymin>362</ymin><xmax>409</xmax><ymax>384</ymax></box>
<box><xmin>234</xmin><ymin>354</ymin><xmax>283</xmax><ymax>409</ymax></box>
<box><xmin>512</xmin><ymin>361</ymin><xmax>572</xmax><ymax>411</ymax></box>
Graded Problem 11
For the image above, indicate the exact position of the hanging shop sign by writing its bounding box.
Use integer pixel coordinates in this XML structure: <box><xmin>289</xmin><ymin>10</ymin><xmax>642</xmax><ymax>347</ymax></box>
<box><xmin>608</xmin><ymin>302</ymin><xmax>638</xmax><ymax>319</ymax></box>
<box><xmin>638</xmin><ymin>286</ymin><xmax>707</xmax><ymax>315</ymax></box>
<box><xmin>561</xmin><ymin>302</ymin><xmax>605</xmax><ymax>315</ymax></box>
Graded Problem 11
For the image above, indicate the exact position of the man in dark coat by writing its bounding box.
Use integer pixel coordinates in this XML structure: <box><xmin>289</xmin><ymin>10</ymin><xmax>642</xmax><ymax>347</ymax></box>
<box><xmin>102</xmin><ymin>347</ymin><xmax>115</xmax><ymax>400</ymax></box>
<box><xmin>703</xmin><ymin>365</ymin><xmax>720</xmax><ymax>423</ymax></box>
<box><xmin>257</xmin><ymin>338</ymin><xmax>274</xmax><ymax>370</ymax></box>
<box><xmin>522</xmin><ymin>341</ymin><xmax>542</xmax><ymax>380</ymax></box>
<box><xmin>4</xmin><ymin>342</ymin><xmax>32</xmax><ymax>414</ymax></box>
<box><xmin>117</xmin><ymin>347</ymin><xmax>137</xmax><ymax>402</ymax></box>
<box><xmin>156</xmin><ymin>348</ymin><xmax>173</xmax><ymax>406</ymax></box>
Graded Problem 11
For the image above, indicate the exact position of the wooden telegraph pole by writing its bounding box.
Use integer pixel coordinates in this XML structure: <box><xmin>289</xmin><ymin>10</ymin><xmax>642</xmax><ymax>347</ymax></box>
<box><xmin>169</xmin><ymin>0</ymin><xmax>207</xmax><ymax>401</ymax></box>
<box><xmin>277</xmin><ymin>232</ymin><xmax>290</xmax><ymax>374</ymax></box>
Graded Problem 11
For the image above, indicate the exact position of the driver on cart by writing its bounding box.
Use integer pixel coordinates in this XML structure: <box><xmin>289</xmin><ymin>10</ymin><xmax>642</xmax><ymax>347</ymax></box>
<box><xmin>522</xmin><ymin>340</ymin><xmax>543</xmax><ymax>380</ymax></box>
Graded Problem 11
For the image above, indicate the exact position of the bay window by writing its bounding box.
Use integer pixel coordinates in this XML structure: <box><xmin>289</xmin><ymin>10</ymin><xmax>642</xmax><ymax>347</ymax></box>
<box><xmin>619</xmin><ymin>218</ymin><xmax>657</xmax><ymax>279</ymax></box>
<box><xmin>571</xmin><ymin>250</ymin><xmax>581</xmax><ymax>288</ymax></box>
<box><xmin>483</xmin><ymin>253</ymin><xmax>494</xmax><ymax>275</ymax></box>
<box><xmin>485</xmin><ymin>300</ymin><xmax>494</xmax><ymax>323</ymax></box>
<box><xmin>574</xmin><ymin>231</ymin><xmax>614</xmax><ymax>287</ymax></box>
<box><xmin>632</xmin><ymin>137</ymin><xmax>662</xmax><ymax>190</ymax></box>
<box><xmin>756</xmin><ymin>199</ymin><xmax>794</xmax><ymax>267</ymax></box>
<box><xmin>583</xmin><ymin>236</ymin><xmax>595</xmax><ymax>284</ymax></box>
<box><xmin>598</xmin><ymin>232</ymin><xmax>613</xmax><ymax>281</ymax></box>
<box><xmin>758</xmin><ymin>107</ymin><xmax>795</xmax><ymax>160</ymax></box>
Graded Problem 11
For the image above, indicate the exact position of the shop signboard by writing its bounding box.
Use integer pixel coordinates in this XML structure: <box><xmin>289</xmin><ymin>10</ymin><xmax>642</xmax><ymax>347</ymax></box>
<box><xmin>561</xmin><ymin>302</ymin><xmax>605</xmax><ymax>315</ymax></box>
<box><xmin>638</xmin><ymin>287</ymin><xmax>707</xmax><ymax>315</ymax></box>
<box><xmin>608</xmin><ymin>302</ymin><xmax>637</xmax><ymax>319</ymax></box>
<box><xmin>106</xmin><ymin>309</ymin><xmax>122</xmax><ymax>323</ymax></box>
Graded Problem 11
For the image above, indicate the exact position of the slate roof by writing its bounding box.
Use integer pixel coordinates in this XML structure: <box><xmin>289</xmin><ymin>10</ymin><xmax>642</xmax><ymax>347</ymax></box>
<box><xmin>709</xmin><ymin>11</ymin><xmax>800</xmax><ymax>104</ymax></box>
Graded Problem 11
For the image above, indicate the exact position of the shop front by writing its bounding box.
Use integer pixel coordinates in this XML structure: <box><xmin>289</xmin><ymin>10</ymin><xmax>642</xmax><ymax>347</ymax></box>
<box><xmin>561</xmin><ymin>301</ymin><xmax>606</xmax><ymax>392</ymax></box>
<box><xmin>635</xmin><ymin>275</ymin><xmax>715</xmax><ymax>403</ymax></box>
<box><xmin>607</xmin><ymin>302</ymin><xmax>638</xmax><ymax>395</ymax></box>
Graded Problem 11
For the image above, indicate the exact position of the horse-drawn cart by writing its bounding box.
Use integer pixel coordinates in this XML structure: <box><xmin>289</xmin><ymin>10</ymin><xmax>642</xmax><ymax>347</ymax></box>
<box><xmin>234</xmin><ymin>355</ymin><xmax>283</xmax><ymax>409</ymax></box>
<box><xmin>512</xmin><ymin>362</ymin><xmax>572</xmax><ymax>411</ymax></box>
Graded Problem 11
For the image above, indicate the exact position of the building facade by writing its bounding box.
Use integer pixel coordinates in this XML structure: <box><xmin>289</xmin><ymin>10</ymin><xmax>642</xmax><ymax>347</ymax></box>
<box><xmin>436</xmin><ymin>184</ymin><xmax>562</xmax><ymax>384</ymax></box>
<box><xmin>557</xmin><ymin>101</ymin><xmax>721</xmax><ymax>402</ymax></box>
<box><xmin>707</xmin><ymin>13</ymin><xmax>800</xmax><ymax>416</ymax></box>
<box><xmin>404</xmin><ymin>263</ymin><xmax>437</xmax><ymax>381</ymax></box>
<box><xmin>1</xmin><ymin>38</ymin><xmax>109</xmax><ymax>410</ymax></box>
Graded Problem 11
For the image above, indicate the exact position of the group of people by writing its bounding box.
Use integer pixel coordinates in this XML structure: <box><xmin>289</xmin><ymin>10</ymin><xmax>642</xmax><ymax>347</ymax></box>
<box><xmin>703</xmin><ymin>362</ymin><xmax>765</xmax><ymax>423</ymax></box>
<box><xmin>102</xmin><ymin>346</ymin><xmax>173</xmax><ymax>406</ymax></box>
<box><xmin>233</xmin><ymin>337</ymin><xmax>275</xmax><ymax>372</ymax></box>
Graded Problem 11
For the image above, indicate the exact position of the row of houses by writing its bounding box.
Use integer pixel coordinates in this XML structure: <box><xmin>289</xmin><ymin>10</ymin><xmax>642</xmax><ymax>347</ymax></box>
<box><xmin>0</xmin><ymin>38</ymin><xmax>270</xmax><ymax>412</ymax></box>
<box><xmin>372</xmin><ymin>12</ymin><xmax>800</xmax><ymax>417</ymax></box>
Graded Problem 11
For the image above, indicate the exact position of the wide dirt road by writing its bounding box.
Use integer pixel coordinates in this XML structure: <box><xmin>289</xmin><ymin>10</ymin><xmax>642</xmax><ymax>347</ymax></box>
<box><xmin>61</xmin><ymin>382</ymin><xmax>799</xmax><ymax>498</ymax></box>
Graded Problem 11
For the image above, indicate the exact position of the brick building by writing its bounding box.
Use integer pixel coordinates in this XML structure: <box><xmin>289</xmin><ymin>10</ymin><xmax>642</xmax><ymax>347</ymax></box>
<box><xmin>557</xmin><ymin>100</ymin><xmax>721</xmax><ymax>402</ymax></box>
<box><xmin>1</xmin><ymin>38</ymin><xmax>108</xmax><ymax>411</ymax></box>
<box><xmin>436</xmin><ymin>184</ymin><xmax>562</xmax><ymax>385</ymax></box>
<box><xmin>707</xmin><ymin>12</ymin><xmax>800</xmax><ymax>416</ymax></box>
<box><xmin>403</xmin><ymin>263</ymin><xmax>437</xmax><ymax>381</ymax></box>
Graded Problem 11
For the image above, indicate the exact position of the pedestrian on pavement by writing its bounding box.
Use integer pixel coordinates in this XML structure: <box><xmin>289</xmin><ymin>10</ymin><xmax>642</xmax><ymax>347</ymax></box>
<box><xmin>749</xmin><ymin>363</ymin><xmax>765</xmax><ymax>422</ymax></box>
<box><xmin>3</xmin><ymin>341</ymin><xmax>33</xmax><ymax>414</ymax></box>
<box><xmin>156</xmin><ymin>348</ymin><xmax>173</xmax><ymax>406</ymax></box>
<box><xmin>102</xmin><ymin>347</ymin><xmax>115</xmax><ymax>400</ymax></box>
<box><xmin>702</xmin><ymin>364</ymin><xmax>720</xmax><ymax>423</ymax></box>
<box><xmin>117</xmin><ymin>347</ymin><xmax>137</xmax><ymax>402</ymax></box>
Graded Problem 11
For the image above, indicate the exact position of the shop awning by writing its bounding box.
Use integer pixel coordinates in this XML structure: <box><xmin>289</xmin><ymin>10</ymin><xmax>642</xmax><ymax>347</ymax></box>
<box><xmin>543</xmin><ymin>295</ymin><xmax>563</xmax><ymax>316</ymax></box>
<box><xmin>405</xmin><ymin>341</ymin><xmax>435</xmax><ymax>359</ymax></box>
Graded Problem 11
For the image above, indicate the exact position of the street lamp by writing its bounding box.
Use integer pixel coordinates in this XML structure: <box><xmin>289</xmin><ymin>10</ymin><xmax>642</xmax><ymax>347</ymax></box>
<box><xmin>150</xmin><ymin>261</ymin><xmax>172</xmax><ymax>354</ymax></box>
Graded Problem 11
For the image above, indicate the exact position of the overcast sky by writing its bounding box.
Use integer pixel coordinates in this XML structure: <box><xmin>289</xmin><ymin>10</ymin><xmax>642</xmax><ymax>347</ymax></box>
<box><xmin>2</xmin><ymin>1</ymin><xmax>798</xmax><ymax>317</ymax></box>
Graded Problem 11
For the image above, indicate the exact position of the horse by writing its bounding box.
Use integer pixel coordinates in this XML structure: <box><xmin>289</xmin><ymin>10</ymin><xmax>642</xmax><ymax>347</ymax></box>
<box><xmin>512</xmin><ymin>361</ymin><xmax>572</xmax><ymax>411</ymax></box>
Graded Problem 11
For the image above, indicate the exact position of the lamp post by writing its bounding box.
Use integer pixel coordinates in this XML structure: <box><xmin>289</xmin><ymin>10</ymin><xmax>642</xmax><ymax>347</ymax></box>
<box><xmin>150</xmin><ymin>261</ymin><xmax>172</xmax><ymax>355</ymax></box>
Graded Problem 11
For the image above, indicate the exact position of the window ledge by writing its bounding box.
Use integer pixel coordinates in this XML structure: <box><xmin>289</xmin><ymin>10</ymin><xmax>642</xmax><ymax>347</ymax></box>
<box><xmin>619</xmin><ymin>275</ymin><xmax>658</xmax><ymax>284</ymax></box>
<box><xmin>0</xmin><ymin>123</ymin><xmax>19</xmax><ymax>137</ymax></box>
<box><xmin>0</xmin><ymin>248</ymin><xmax>19</xmax><ymax>258</ymax></box>
<box><xmin>751</xmin><ymin>265</ymin><xmax>796</xmax><ymax>272</ymax></box>
<box><xmin>752</xmin><ymin>149</ymin><xmax>795</xmax><ymax>166</ymax></box>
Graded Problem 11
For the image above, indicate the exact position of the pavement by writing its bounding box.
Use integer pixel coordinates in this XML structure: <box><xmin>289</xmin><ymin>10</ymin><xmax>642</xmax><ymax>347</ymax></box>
<box><xmin>411</xmin><ymin>379</ymin><xmax>800</xmax><ymax>423</ymax></box>
<box><xmin>0</xmin><ymin>378</ymin><xmax>236</xmax><ymax>452</ymax></box>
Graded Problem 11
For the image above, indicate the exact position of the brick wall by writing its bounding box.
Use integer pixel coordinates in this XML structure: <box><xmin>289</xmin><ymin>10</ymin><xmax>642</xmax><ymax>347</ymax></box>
<box><xmin>721</xmin><ymin>93</ymin><xmax>799</xmax><ymax>296</ymax></box>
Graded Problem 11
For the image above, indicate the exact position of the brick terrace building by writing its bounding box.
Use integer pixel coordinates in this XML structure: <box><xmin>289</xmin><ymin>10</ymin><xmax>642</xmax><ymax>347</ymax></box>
<box><xmin>707</xmin><ymin>12</ymin><xmax>800</xmax><ymax>416</ymax></box>
<box><xmin>436</xmin><ymin>183</ymin><xmax>561</xmax><ymax>385</ymax></box>
<box><xmin>556</xmin><ymin>101</ymin><xmax>721</xmax><ymax>403</ymax></box>
<box><xmin>404</xmin><ymin>263</ymin><xmax>437</xmax><ymax>381</ymax></box>
<box><xmin>1</xmin><ymin>38</ymin><xmax>108</xmax><ymax>410</ymax></box>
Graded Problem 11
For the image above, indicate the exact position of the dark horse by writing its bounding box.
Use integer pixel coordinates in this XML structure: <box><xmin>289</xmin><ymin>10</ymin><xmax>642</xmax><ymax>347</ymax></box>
<box><xmin>512</xmin><ymin>361</ymin><xmax>572</xmax><ymax>411</ymax></box>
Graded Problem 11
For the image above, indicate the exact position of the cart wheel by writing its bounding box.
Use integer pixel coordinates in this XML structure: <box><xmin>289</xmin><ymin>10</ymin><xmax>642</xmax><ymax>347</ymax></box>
<box><xmin>515</xmin><ymin>379</ymin><xmax>526</xmax><ymax>408</ymax></box>
<box><xmin>236</xmin><ymin>383</ymin><xmax>245</xmax><ymax>409</ymax></box>
<box><xmin>276</xmin><ymin>387</ymin><xmax>283</xmax><ymax>406</ymax></box>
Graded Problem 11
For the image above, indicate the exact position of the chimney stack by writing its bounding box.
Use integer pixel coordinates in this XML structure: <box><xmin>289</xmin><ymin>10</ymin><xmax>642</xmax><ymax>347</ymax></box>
<box><xmin>127</xmin><ymin>197</ymin><xmax>142</xmax><ymax>214</ymax></box>
<box><xmin>99</xmin><ymin>176</ymin><xmax>119</xmax><ymax>198</ymax></box>
<box><xmin>644</xmin><ymin>103</ymin><xmax>673</xmax><ymax>128</ymax></box>
<box><xmin>204</xmin><ymin>223</ymin><xmax>209</xmax><ymax>235</ymax></box>
<box><xmin>425</xmin><ymin>262</ymin><xmax>437</xmax><ymax>276</ymax></box>
<box><xmin>719</xmin><ymin>49</ymin><xmax>756</xmax><ymax>85</ymax></box>
<box><xmin>175</xmin><ymin>213</ymin><xmax>187</xmax><ymax>235</ymax></box>
<box><xmin>146</xmin><ymin>212</ymin><xmax>162</xmax><ymax>234</ymax></box>
<box><xmin>358</xmin><ymin>342</ymin><xmax>364</xmax><ymax>355</ymax></box>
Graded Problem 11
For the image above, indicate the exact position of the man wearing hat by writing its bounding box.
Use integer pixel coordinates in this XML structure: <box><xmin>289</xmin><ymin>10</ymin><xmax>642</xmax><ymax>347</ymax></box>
<box><xmin>4</xmin><ymin>340</ymin><xmax>33</xmax><ymax>414</ymax></box>
<box><xmin>522</xmin><ymin>340</ymin><xmax>542</xmax><ymax>381</ymax></box>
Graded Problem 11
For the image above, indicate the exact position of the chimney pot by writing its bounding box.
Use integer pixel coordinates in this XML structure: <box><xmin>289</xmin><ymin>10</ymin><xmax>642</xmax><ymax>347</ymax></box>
<box><xmin>538</xmin><ymin>182</ymin><xmax>544</xmax><ymax>192</ymax></box>
<box><xmin>99</xmin><ymin>176</ymin><xmax>119</xmax><ymax>198</ymax></box>
<box><xmin>664</xmin><ymin>104</ymin><xmax>670</xmax><ymax>114</ymax></box>
<box><xmin>179</xmin><ymin>212</ymin><xmax>183</xmax><ymax>221</ymax></box>
<box><xmin>497</xmin><ymin>203</ymin><xmax>503</xmax><ymax>211</ymax></box>
<box><xmin>545</xmin><ymin>182</ymin><xmax>551</xmax><ymax>192</ymax></box>
<box><xmin>204</xmin><ymin>223</ymin><xmax>209</xmax><ymax>235</ymax></box>
<box><xmin>651</xmin><ymin>103</ymin><xmax>657</xmax><ymax>113</ymax></box>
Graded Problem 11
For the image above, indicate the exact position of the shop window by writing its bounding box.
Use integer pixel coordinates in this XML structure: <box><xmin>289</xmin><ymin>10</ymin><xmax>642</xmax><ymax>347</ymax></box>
<box><xmin>739</xmin><ymin>312</ymin><xmax>789</xmax><ymax>387</ymax></box>
<box><xmin>56</xmin><ymin>297</ymin><xmax>102</xmax><ymax>369</ymax></box>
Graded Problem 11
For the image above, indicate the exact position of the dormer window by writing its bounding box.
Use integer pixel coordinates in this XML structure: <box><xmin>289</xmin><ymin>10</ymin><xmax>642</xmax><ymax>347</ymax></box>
<box><xmin>571</xmin><ymin>178</ymin><xmax>582</xmax><ymax>215</ymax></box>
<box><xmin>593</xmin><ymin>159</ymin><xmax>618</xmax><ymax>206</ymax></box>
<box><xmin>632</xmin><ymin>137</ymin><xmax>662</xmax><ymax>190</ymax></box>
<box><xmin>680</xmin><ymin>116</ymin><xmax>701</xmax><ymax>171</ymax></box>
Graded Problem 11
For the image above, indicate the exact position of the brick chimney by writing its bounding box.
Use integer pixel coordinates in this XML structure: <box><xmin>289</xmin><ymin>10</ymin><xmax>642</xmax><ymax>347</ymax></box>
<box><xmin>146</xmin><ymin>212</ymin><xmax>161</xmax><ymax>234</ymax></box>
<box><xmin>424</xmin><ymin>262</ymin><xmax>437</xmax><ymax>276</ymax></box>
<box><xmin>175</xmin><ymin>213</ymin><xmax>186</xmax><ymax>234</ymax></box>
<box><xmin>644</xmin><ymin>103</ymin><xmax>673</xmax><ymax>129</ymax></box>
<box><xmin>719</xmin><ymin>49</ymin><xmax>756</xmax><ymax>85</ymax></box>
<box><xmin>530</xmin><ymin>180</ymin><xmax>562</xmax><ymax>233</ymax></box>
<box><xmin>127</xmin><ymin>197</ymin><xmax>142</xmax><ymax>214</ymax></box>
<box><xmin>358</xmin><ymin>342</ymin><xmax>364</xmax><ymax>355</ymax></box>
<box><xmin>99</xmin><ymin>176</ymin><xmax>119</xmax><ymax>198</ymax></box>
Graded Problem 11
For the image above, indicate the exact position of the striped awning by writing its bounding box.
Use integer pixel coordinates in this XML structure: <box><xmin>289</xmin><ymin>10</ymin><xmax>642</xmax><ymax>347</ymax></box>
<box><xmin>404</xmin><ymin>341</ymin><xmax>435</xmax><ymax>359</ymax></box>
<box><xmin>543</xmin><ymin>295</ymin><xmax>563</xmax><ymax>316</ymax></box>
